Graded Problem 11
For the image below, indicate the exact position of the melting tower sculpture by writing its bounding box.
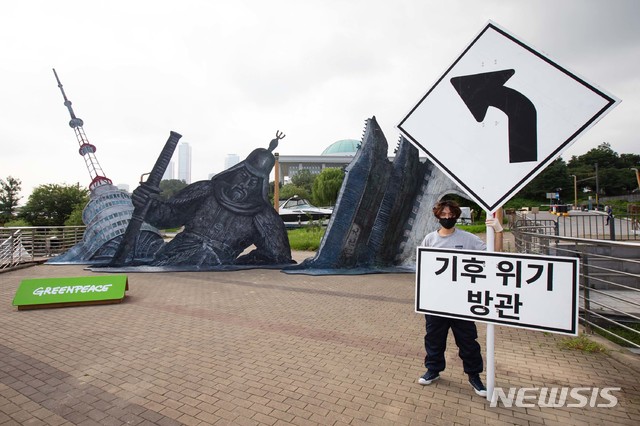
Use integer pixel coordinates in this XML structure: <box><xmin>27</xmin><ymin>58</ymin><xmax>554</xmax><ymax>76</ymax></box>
<box><xmin>47</xmin><ymin>69</ymin><xmax>163</xmax><ymax>264</ymax></box>
<box><xmin>53</xmin><ymin>69</ymin><xmax>112</xmax><ymax>190</ymax></box>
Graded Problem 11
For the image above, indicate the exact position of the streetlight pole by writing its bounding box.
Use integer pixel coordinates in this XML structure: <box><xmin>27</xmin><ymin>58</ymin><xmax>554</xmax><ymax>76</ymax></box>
<box><xmin>274</xmin><ymin>153</ymin><xmax>280</xmax><ymax>212</ymax></box>
<box><xmin>570</xmin><ymin>175</ymin><xmax>577</xmax><ymax>210</ymax></box>
<box><xmin>632</xmin><ymin>168</ymin><xmax>640</xmax><ymax>191</ymax></box>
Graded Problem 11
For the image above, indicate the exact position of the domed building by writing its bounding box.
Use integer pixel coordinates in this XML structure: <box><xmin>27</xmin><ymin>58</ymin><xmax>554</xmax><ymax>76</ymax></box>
<box><xmin>276</xmin><ymin>139</ymin><xmax>360</xmax><ymax>184</ymax></box>
<box><xmin>321</xmin><ymin>139</ymin><xmax>360</xmax><ymax>156</ymax></box>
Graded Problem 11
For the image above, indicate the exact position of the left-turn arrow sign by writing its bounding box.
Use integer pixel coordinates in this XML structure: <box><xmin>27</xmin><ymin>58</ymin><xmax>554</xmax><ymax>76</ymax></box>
<box><xmin>450</xmin><ymin>69</ymin><xmax>537</xmax><ymax>163</ymax></box>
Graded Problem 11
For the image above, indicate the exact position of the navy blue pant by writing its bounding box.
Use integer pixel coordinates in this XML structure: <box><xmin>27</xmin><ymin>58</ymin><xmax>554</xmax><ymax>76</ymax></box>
<box><xmin>424</xmin><ymin>314</ymin><xmax>483</xmax><ymax>375</ymax></box>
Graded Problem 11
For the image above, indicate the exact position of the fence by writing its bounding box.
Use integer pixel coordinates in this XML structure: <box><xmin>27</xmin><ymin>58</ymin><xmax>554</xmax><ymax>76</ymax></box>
<box><xmin>512</xmin><ymin>219</ymin><xmax>640</xmax><ymax>351</ymax></box>
<box><xmin>0</xmin><ymin>226</ymin><xmax>86</xmax><ymax>270</ymax></box>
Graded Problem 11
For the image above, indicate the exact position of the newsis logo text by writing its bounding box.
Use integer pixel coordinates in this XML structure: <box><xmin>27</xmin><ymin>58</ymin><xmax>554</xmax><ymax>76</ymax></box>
<box><xmin>491</xmin><ymin>387</ymin><xmax>620</xmax><ymax>408</ymax></box>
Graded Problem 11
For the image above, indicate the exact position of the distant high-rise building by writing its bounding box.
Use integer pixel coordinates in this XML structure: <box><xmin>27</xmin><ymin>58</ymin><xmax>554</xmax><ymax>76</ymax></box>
<box><xmin>225</xmin><ymin>154</ymin><xmax>240</xmax><ymax>170</ymax></box>
<box><xmin>178</xmin><ymin>143</ymin><xmax>192</xmax><ymax>183</ymax></box>
<box><xmin>117</xmin><ymin>183</ymin><xmax>130</xmax><ymax>193</ymax></box>
<box><xmin>163</xmin><ymin>160</ymin><xmax>175</xmax><ymax>180</ymax></box>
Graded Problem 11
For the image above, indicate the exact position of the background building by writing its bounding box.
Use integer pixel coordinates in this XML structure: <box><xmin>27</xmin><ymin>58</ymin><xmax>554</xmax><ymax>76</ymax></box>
<box><xmin>162</xmin><ymin>161</ymin><xmax>175</xmax><ymax>181</ymax></box>
<box><xmin>178</xmin><ymin>142</ymin><xmax>192</xmax><ymax>184</ymax></box>
<box><xmin>275</xmin><ymin>139</ymin><xmax>359</xmax><ymax>184</ymax></box>
<box><xmin>225</xmin><ymin>154</ymin><xmax>240</xmax><ymax>170</ymax></box>
<box><xmin>275</xmin><ymin>138</ymin><xmax>426</xmax><ymax>184</ymax></box>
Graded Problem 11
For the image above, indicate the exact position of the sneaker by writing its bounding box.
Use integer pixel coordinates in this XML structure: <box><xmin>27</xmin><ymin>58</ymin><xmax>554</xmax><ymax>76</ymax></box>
<box><xmin>418</xmin><ymin>370</ymin><xmax>440</xmax><ymax>385</ymax></box>
<box><xmin>468</xmin><ymin>374</ymin><xmax>487</xmax><ymax>396</ymax></box>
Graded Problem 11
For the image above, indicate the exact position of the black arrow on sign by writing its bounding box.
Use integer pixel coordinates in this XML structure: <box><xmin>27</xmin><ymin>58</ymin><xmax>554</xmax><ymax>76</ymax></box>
<box><xmin>450</xmin><ymin>69</ymin><xmax>537</xmax><ymax>163</ymax></box>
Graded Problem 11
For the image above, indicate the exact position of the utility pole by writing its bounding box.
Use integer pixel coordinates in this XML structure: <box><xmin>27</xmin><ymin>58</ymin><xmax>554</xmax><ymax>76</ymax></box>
<box><xmin>570</xmin><ymin>175</ymin><xmax>577</xmax><ymax>210</ymax></box>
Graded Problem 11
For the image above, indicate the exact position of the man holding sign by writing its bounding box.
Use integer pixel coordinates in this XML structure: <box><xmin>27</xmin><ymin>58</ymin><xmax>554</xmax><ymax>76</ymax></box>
<box><xmin>417</xmin><ymin>200</ymin><xmax>502</xmax><ymax>396</ymax></box>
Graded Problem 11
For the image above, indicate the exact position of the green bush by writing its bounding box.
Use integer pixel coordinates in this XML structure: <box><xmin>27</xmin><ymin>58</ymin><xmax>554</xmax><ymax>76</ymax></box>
<box><xmin>3</xmin><ymin>218</ymin><xmax>30</xmax><ymax>227</ymax></box>
<box><xmin>503</xmin><ymin>197</ymin><xmax>546</xmax><ymax>211</ymax></box>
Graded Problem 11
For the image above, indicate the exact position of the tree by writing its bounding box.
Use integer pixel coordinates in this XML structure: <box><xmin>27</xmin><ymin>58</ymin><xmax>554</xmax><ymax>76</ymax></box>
<box><xmin>278</xmin><ymin>184</ymin><xmax>311</xmax><ymax>201</ymax></box>
<box><xmin>515</xmin><ymin>158</ymin><xmax>571</xmax><ymax>201</ymax></box>
<box><xmin>312</xmin><ymin>168</ymin><xmax>345</xmax><ymax>206</ymax></box>
<box><xmin>567</xmin><ymin>143</ymin><xmax>639</xmax><ymax>196</ymax></box>
<box><xmin>291</xmin><ymin>169</ymin><xmax>315</xmax><ymax>194</ymax></box>
<box><xmin>569</xmin><ymin>142</ymin><xmax>619</xmax><ymax>169</ymax></box>
<box><xmin>19</xmin><ymin>184</ymin><xmax>89</xmax><ymax>226</ymax></box>
<box><xmin>159</xmin><ymin>179</ymin><xmax>188</xmax><ymax>200</ymax></box>
<box><xmin>0</xmin><ymin>176</ymin><xmax>22</xmax><ymax>224</ymax></box>
<box><xmin>64</xmin><ymin>203</ymin><xmax>86</xmax><ymax>226</ymax></box>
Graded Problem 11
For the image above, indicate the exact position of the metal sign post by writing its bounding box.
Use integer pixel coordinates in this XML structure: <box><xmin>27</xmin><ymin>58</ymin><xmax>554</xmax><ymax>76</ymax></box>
<box><xmin>485</xmin><ymin>213</ymin><xmax>496</xmax><ymax>398</ymax></box>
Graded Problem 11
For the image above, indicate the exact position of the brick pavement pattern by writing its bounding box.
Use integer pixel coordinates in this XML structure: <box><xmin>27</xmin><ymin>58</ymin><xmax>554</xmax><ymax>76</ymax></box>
<box><xmin>1</xmin><ymin>251</ymin><xmax>639</xmax><ymax>425</ymax></box>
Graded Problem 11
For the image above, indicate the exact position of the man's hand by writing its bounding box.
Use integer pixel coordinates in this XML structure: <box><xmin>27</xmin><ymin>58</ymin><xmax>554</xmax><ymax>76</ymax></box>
<box><xmin>485</xmin><ymin>217</ymin><xmax>503</xmax><ymax>233</ymax></box>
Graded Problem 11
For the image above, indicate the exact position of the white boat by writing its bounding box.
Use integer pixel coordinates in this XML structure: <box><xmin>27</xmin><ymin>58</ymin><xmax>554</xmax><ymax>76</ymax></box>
<box><xmin>278</xmin><ymin>196</ymin><xmax>333</xmax><ymax>225</ymax></box>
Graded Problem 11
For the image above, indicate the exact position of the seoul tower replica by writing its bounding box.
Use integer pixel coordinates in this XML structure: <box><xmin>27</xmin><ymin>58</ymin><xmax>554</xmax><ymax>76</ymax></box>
<box><xmin>48</xmin><ymin>69</ymin><xmax>163</xmax><ymax>263</ymax></box>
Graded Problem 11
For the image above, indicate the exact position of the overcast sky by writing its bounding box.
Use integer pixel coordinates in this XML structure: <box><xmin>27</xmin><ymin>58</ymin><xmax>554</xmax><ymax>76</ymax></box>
<box><xmin>1</xmin><ymin>0</ymin><xmax>638</xmax><ymax>201</ymax></box>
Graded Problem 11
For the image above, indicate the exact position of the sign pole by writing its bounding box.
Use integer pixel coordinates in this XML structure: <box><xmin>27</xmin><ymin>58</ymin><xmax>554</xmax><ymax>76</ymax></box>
<box><xmin>485</xmin><ymin>211</ymin><xmax>496</xmax><ymax>401</ymax></box>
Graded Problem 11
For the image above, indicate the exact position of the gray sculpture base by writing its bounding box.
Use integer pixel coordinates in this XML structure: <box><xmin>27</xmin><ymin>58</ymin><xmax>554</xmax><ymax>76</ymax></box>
<box><xmin>88</xmin><ymin>262</ymin><xmax>296</xmax><ymax>273</ymax></box>
<box><xmin>281</xmin><ymin>265</ymin><xmax>414</xmax><ymax>276</ymax></box>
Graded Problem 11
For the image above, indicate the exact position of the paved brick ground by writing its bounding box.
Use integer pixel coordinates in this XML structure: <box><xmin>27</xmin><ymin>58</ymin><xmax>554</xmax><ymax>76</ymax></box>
<box><xmin>1</xmin><ymin>252</ymin><xmax>639</xmax><ymax>425</ymax></box>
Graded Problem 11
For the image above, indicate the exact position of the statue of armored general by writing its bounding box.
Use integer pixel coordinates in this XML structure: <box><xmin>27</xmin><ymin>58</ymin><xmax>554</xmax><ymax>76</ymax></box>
<box><xmin>131</xmin><ymin>132</ymin><xmax>293</xmax><ymax>268</ymax></box>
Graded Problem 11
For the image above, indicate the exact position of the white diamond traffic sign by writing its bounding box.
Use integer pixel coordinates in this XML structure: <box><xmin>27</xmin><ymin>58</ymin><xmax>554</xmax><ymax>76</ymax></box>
<box><xmin>398</xmin><ymin>21</ymin><xmax>619</xmax><ymax>213</ymax></box>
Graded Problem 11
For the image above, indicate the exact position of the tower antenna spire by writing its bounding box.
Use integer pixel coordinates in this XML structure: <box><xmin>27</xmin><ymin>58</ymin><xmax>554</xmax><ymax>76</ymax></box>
<box><xmin>52</xmin><ymin>69</ymin><xmax>112</xmax><ymax>190</ymax></box>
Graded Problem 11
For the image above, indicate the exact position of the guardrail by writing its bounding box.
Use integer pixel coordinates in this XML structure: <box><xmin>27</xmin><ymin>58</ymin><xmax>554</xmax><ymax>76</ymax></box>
<box><xmin>0</xmin><ymin>226</ymin><xmax>86</xmax><ymax>270</ymax></box>
<box><xmin>512</xmin><ymin>221</ymin><xmax>640</xmax><ymax>352</ymax></box>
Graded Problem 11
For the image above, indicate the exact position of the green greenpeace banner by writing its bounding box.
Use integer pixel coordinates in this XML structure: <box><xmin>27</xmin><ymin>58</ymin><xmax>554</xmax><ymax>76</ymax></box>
<box><xmin>13</xmin><ymin>275</ymin><xmax>128</xmax><ymax>310</ymax></box>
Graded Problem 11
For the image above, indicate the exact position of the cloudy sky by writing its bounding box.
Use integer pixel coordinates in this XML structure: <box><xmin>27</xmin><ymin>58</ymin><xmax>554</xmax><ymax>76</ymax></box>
<box><xmin>1</xmin><ymin>0</ymin><xmax>638</xmax><ymax>201</ymax></box>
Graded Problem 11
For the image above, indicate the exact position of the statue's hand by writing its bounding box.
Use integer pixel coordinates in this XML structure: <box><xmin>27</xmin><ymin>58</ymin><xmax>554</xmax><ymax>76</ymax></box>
<box><xmin>131</xmin><ymin>185</ymin><xmax>157</xmax><ymax>210</ymax></box>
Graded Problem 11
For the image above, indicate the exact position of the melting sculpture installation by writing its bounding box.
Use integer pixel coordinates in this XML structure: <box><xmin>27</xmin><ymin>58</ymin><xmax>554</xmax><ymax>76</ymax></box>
<box><xmin>47</xmin><ymin>69</ymin><xmax>163</xmax><ymax>264</ymax></box>
<box><xmin>48</xmin><ymin>70</ymin><xmax>461</xmax><ymax>273</ymax></box>
<box><xmin>286</xmin><ymin>116</ymin><xmax>466</xmax><ymax>274</ymax></box>
<box><xmin>95</xmin><ymin>132</ymin><xmax>294</xmax><ymax>271</ymax></box>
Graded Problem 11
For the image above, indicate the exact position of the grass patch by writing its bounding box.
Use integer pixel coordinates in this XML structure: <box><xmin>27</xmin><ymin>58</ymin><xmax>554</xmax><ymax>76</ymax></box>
<box><xmin>458</xmin><ymin>224</ymin><xmax>487</xmax><ymax>234</ymax></box>
<box><xmin>557</xmin><ymin>334</ymin><xmax>607</xmax><ymax>353</ymax></box>
<box><xmin>161</xmin><ymin>227</ymin><xmax>182</xmax><ymax>233</ymax></box>
<box><xmin>287</xmin><ymin>222</ymin><xmax>499</xmax><ymax>249</ymax></box>
<box><xmin>288</xmin><ymin>226</ymin><xmax>325</xmax><ymax>251</ymax></box>
<box><xmin>594</xmin><ymin>323</ymin><xmax>640</xmax><ymax>347</ymax></box>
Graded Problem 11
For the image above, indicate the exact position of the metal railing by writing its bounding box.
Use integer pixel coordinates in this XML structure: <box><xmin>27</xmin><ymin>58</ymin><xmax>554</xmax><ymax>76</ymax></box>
<box><xmin>512</xmin><ymin>213</ymin><xmax>640</xmax><ymax>241</ymax></box>
<box><xmin>512</xmin><ymin>220</ymin><xmax>640</xmax><ymax>351</ymax></box>
<box><xmin>0</xmin><ymin>230</ymin><xmax>33</xmax><ymax>270</ymax></box>
<box><xmin>0</xmin><ymin>226</ymin><xmax>86</xmax><ymax>270</ymax></box>
<box><xmin>558</xmin><ymin>213</ymin><xmax>640</xmax><ymax>241</ymax></box>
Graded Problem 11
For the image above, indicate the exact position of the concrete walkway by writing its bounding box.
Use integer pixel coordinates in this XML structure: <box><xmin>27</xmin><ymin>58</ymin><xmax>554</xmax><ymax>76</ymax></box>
<box><xmin>1</xmin><ymin>252</ymin><xmax>639</xmax><ymax>425</ymax></box>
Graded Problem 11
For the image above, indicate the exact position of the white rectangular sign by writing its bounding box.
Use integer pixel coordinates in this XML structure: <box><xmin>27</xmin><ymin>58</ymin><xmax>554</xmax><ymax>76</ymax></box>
<box><xmin>416</xmin><ymin>248</ymin><xmax>579</xmax><ymax>335</ymax></box>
